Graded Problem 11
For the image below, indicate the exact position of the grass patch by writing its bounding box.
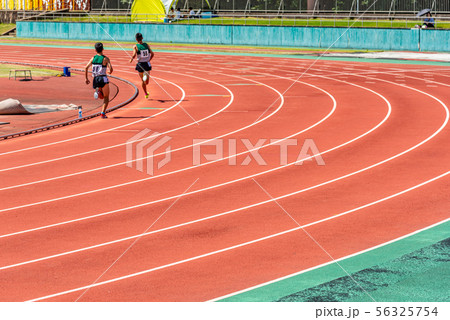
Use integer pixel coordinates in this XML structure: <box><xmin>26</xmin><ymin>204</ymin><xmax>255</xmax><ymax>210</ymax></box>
<box><xmin>0</xmin><ymin>63</ymin><xmax>60</xmax><ymax>78</ymax></box>
<box><xmin>53</xmin><ymin>16</ymin><xmax>132</xmax><ymax>23</ymax></box>
<box><xmin>0</xmin><ymin>37</ymin><xmax>377</xmax><ymax>54</ymax></box>
<box><xmin>172</xmin><ymin>17</ymin><xmax>450</xmax><ymax>29</ymax></box>
<box><xmin>276</xmin><ymin>238</ymin><xmax>450</xmax><ymax>302</ymax></box>
<box><xmin>0</xmin><ymin>23</ymin><xmax>15</xmax><ymax>34</ymax></box>
<box><xmin>45</xmin><ymin>15</ymin><xmax>450</xmax><ymax>29</ymax></box>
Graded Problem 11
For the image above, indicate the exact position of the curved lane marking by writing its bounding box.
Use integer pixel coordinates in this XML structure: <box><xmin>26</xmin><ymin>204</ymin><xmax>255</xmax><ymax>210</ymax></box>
<box><xmin>26</xmin><ymin>170</ymin><xmax>450</xmax><ymax>302</ymax></box>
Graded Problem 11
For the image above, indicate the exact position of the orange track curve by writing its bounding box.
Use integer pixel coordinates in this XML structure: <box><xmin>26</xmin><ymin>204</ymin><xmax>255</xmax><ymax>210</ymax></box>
<box><xmin>0</xmin><ymin>45</ymin><xmax>449</xmax><ymax>301</ymax></box>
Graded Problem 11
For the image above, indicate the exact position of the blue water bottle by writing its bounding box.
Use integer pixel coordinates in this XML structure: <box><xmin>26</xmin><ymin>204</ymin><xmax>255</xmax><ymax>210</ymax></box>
<box><xmin>78</xmin><ymin>106</ymin><xmax>82</xmax><ymax>118</ymax></box>
<box><xmin>63</xmin><ymin>66</ymin><xmax>71</xmax><ymax>77</ymax></box>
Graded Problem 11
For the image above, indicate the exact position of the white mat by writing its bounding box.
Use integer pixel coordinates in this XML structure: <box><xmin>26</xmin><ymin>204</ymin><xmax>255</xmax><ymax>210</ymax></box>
<box><xmin>0</xmin><ymin>99</ymin><xmax>78</xmax><ymax>115</ymax></box>
<box><xmin>324</xmin><ymin>51</ymin><xmax>450</xmax><ymax>62</ymax></box>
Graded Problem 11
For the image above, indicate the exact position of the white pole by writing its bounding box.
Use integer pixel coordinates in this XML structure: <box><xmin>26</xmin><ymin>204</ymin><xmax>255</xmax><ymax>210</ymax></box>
<box><xmin>389</xmin><ymin>0</ymin><xmax>395</xmax><ymax>16</ymax></box>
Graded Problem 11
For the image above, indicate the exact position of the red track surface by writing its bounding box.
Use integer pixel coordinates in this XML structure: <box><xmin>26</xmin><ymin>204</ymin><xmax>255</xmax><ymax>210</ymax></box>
<box><xmin>0</xmin><ymin>74</ymin><xmax>129</xmax><ymax>135</ymax></box>
<box><xmin>0</xmin><ymin>45</ymin><xmax>449</xmax><ymax>301</ymax></box>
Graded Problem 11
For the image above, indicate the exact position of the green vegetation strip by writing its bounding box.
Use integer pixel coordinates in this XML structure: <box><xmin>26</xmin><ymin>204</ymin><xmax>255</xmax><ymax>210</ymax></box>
<box><xmin>0</xmin><ymin>37</ymin><xmax>373</xmax><ymax>54</ymax></box>
<box><xmin>0</xmin><ymin>23</ymin><xmax>15</xmax><ymax>34</ymax></box>
<box><xmin>218</xmin><ymin>220</ymin><xmax>449</xmax><ymax>302</ymax></box>
<box><xmin>172</xmin><ymin>17</ymin><xmax>450</xmax><ymax>29</ymax></box>
<box><xmin>33</xmin><ymin>16</ymin><xmax>450</xmax><ymax>29</ymax></box>
<box><xmin>0</xmin><ymin>63</ymin><xmax>60</xmax><ymax>78</ymax></box>
<box><xmin>278</xmin><ymin>238</ymin><xmax>450</xmax><ymax>302</ymax></box>
<box><xmin>1</xmin><ymin>40</ymin><xmax>449</xmax><ymax>67</ymax></box>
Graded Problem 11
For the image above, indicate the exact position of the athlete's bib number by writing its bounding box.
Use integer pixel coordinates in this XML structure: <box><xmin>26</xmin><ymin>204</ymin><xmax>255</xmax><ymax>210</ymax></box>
<box><xmin>92</xmin><ymin>65</ymin><xmax>103</xmax><ymax>74</ymax></box>
<box><xmin>141</xmin><ymin>50</ymin><xmax>149</xmax><ymax>57</ymax></box>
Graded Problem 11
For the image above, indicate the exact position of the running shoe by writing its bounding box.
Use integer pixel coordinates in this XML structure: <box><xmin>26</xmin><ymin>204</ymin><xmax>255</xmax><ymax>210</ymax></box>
<box><xmin>145</xmin><ymin>93</ymin><xmax>149</xmax><ymax>99</ymax></box>
<box><xmin>101</xmin><ymin>113</ymin><xmax>108</xmax><ymax>119</ymax></box>
<box><xmin>94</xmin><ymin>89</ymin><xmax>104</xmax><ymax>99</ymax></box>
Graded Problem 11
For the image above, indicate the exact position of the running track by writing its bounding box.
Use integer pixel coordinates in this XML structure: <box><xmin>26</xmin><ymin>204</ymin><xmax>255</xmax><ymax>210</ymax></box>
<box><xmin>0</xmin><ymin>45</ymin><xmax>449</xmax><ymax>301</ymax></box>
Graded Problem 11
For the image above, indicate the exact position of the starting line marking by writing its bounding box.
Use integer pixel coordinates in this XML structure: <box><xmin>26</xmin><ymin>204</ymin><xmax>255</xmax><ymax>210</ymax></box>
<box><xmin>188</xmin><ymin>94</ymin><xmax>231</xmax><ymax>97</ymax></box>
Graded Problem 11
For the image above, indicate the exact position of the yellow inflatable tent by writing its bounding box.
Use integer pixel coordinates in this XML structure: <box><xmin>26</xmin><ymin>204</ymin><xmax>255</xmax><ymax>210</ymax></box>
<box><xmin>132</xmin><ymin>0</ymin><xmax>179</xmax><ymax>22</ymax></box>
<box><xmin>131</xmin><ymin>0</ymin><xmax>210</xmax><ymax>22</ymax></box>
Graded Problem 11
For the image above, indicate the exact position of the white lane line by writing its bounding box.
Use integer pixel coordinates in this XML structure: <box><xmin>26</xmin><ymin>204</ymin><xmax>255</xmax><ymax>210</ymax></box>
<box><xmin>3</xmin><ymin>67</ymin><xmax>448</xmax><ymax>241</ymax></box>
<box><xmin>0</xmin><ymin>88</ymin><xmax>331</xmax><ymax>267</ymax></box>
<box><xmin>209</xmin><ymin>217</ymin><xmax>450</xmax><ymax>302</ymax></box>
<box><xmin>110</xmin><ymin>130</ymin><xmax>142</xmax><ymax>132</ymax></box>
<box><xmin>0</xmin><ymin>75</ymin><xmax>185</xmax><ymax>157</ymax></box>
<box><xmin>2</xmin><ymin>58</ymin><xmax>442</xmax><ymax>220</ymax></box>
<box><xmin>26</xmin><ymin>170</ymin><xmax>450</xmax><ymax>302</ymax></box>
<box><xmin>2</xmin><ymin>79</ymin><xmax>389</xmax><ymax>237</ymax></box>
<box><xmin>0</xmin><ymin>76</ymin><xmax>233</xmax><ymax>174</ymax></box>
<box><xmin>324</xmin><ymin>65</ymin><xmax>450</xmax><ymax>87</ymax></box>
<box><xmin>244</xmin><ymin>55</ymin><xmax>450</xmax><ymax>87</ymax></box>
<box><xmin>0</xmin><ymin>65</ymin><xmax>279</xmax><ymax>173</ymax></box>
<box><xmin>0</xmin><ymin>59</ymin><xmax>371</xmax><ymax>193</ymax></box>
<box><xmin>1</xmin><ymin>58</ymin><xmax>443</xmax><ymax>237</ymax></box>
<box><xmin>0</xmin><ymin>69</ymin><xmax>229</xmax><ymax>172</ymax></box>
<box><xmin>0</xmin><ymin>65</ymin><xmax>391</xmax><ymax>229</ymax></box>
<box><xmin>0</xmin><ymin>69</ymin><xmax>287</xmax><ymax>191</ymax></box>
<box><xmin>0</xmin><ymin>76</ymin><xmax>284</xmax><ymax>211</ymax></box>
<box><xmin>2</xmin><ymin>53</ymin><xmax>236</xmax><ymax>144</ymax></box>
<box><xmin>359</xmin><ymin>70</ymin><xmax>450</xmax><ymax>88</ymax></box>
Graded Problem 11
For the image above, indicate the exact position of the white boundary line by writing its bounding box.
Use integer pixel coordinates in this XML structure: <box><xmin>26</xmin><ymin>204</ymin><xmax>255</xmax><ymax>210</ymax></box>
<box><xmin>0</xmin><ymin>71</ymin><xmax>285</xmax><ymax>200</ymax></box>
<box><xmin>0</xmin><ymin>51</ymin><xmax>242</xmax><ymax>157</ymax></box>
<box><xmin>1</xmin><ymin>42</ymin><xmax>448</xmax><ymax>300</ymax></box>
<box><xmin>0</xmin><ymin>51</ymin><xmax>262</xmax><ymax>159</ymax></box>
<box><xmin>251</xmin><ymin>177</ymin><xmax>376</xmax><ymax>301</ymax></box>
<box><xmin>0</xmin><ymin>78</ymin><xmax>358</xmax><ymax>215</ymax></box>
<box><xmin>0</xmin><ymin>74</ymin><xmax>390</xmax><ymax>229</ymax></box>
<box><xmin>0</xmin><ymin>74</ymin><xmax>185</xmax><ymax>156</ymax></box>
<box><xmin>204</xmin><ymin>54</ymin><xmax>450</xmax><ymax>84</ymax></box>
<box><xmin>26</xmin><ymin>171</ymin><xmax>450</xmax><ymax>302</ymax></box>
<box><xmin>74</xmin><ymin>177</ymin><xmax>200</xmax><ymax>302</ymax></box>
<box><xmin>0</xmin><ymin>63</ymin><xmax>283</xmax><ymax>173</ymax></box>
<box><xmin>209</xmin><ymin>217</ymin><xmax>450</xmax><ymax>301</ymax></box>
<box><xmin>1</xmin><ymin>59</ymin><xmax>447</xmax><ymax>239</ymax></box>
<box><xmin>0</xmin><ymin>52</ymin><xmax>446</xmax><ymax>276</ymax></box>
<box><xmin>0</xmin><ymin>60</ymin><xmax>414</xmax><ymax>214</ymax></box>
<box><xmin>0</xmin><ymin>66</ymin><xmax>283</xmax><ymax>177</ymax></box>
<box><xmin>0</xmin><ymin>58</ymin><xmax>394</xmax><ymax>209</ymax></box>
<box><xmin>1</xmin><ymin>71</ymin><xmax>336</xmax><ymax>192</ymax></box>
<box><xmin>0</xmin><ymin>68</ymin><xmax>229</xmax><ymax>172</ymax></box>
<box><xmin>2</xmin><ymin>63</ymin><xmax>448</xmax><ymax>268</ymax></box>
<box><xmin>0</xmin><ymin>81</ymin><xmax>369</xmax><ymax>237</ymax></box>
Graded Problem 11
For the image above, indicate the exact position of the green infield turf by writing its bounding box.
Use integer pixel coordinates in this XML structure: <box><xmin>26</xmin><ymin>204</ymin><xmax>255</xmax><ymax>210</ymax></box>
<box><xmin>171</xmin><ymin>17</ymin><xmax>450</xmax><ymax>29</ymax></box>
<box><xmin>35</xmin><ymin>15</ymin><xmax>450</xmax><ymax>29</ymax></box>
<box><xmin>0</xmin><ymin>23</ymin><xmax>15</xmax><ymax>35</ymax></box>
<box><xmin>0</xmin><ymin>63</ymin><xmax>60</xmax><ymax>78</ymax></box>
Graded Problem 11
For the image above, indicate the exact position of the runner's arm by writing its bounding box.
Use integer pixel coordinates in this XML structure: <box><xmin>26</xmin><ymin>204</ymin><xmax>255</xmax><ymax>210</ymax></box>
<box><xmin>129</xmin><ymin>45</ymin><xmax>138</xmax><ymax>63</ymax></box>
<box><xmin>85</xmin><ymin>58</ymin><xmax>93</xmax><ymax>84</ymax></box>
<box><xmin>106</xmin><ymin>57</ymin><xmax>113</xmax><ymax>74</ymax></box>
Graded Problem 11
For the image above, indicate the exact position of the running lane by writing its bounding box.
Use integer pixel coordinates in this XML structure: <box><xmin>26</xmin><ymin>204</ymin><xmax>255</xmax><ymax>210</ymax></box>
<box><xmin>0</xmin><ymin>47</ymin><xmax>448</xmax><ymax>301</ymax></box>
